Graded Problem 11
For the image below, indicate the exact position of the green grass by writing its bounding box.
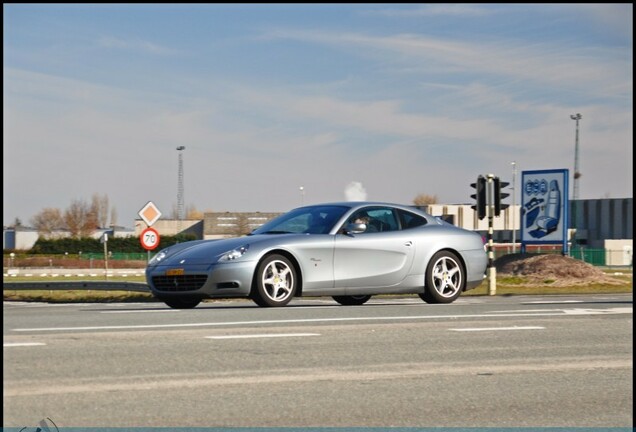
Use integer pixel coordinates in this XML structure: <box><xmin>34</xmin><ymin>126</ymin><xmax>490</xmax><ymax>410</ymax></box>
<box><xmin>3</xmin><ymin>289</ymin><xmax>155</xmax><ymax>303</ymax></box>
<box><xmin>3</xmin><ymin>273</ymin><xmax>632</xmax><ymax>303</ymax></box>
<box><xmin>4</xmin><ymin>275</ymin><xmax>147</xmax><ymax>283</ymax></box>
<box><xmin>465</xmin><ymin>282</ymin><xmax>632</xmax><ymax>296</ymax></box>
<box><xmin>465</xmin><ymin>272</ymin><xmax>633</xmax><ymax>296</ymax></box>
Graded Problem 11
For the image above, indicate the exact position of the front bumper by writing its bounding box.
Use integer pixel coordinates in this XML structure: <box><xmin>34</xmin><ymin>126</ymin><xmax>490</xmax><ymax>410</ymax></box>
<box><xmin>145</xmin><ymin>260</ymin><xmax>256</xmax><ymax>298</ymax></box>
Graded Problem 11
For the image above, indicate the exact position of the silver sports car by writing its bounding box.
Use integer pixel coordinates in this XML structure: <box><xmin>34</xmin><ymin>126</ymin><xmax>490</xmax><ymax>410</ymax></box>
<box><xmin>145</xmin><ymin>202</ymin><xmax>487</xmax><ymax>308</ymax></box>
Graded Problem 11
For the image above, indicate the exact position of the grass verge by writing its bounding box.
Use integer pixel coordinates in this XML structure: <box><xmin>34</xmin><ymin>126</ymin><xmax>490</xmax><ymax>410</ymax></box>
<box><xmin>3</xmin><ymin>273</ymin><xmax>632</xmax><ymax>303</ymax></box>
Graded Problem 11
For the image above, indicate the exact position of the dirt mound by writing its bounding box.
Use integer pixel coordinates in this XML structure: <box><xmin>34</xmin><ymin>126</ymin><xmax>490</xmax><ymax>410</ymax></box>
<box><xmin>494</xmin><ymin>253</ymin><xmax>623</xmax><ymax>286</ymax></box>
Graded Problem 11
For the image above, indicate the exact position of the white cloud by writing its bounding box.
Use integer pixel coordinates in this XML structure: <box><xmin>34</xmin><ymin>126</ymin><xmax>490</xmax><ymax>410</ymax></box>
<box><xmin>97</xmin><ymin>36</ymin><xmax>178</xmax><ymax>56</ymax></box>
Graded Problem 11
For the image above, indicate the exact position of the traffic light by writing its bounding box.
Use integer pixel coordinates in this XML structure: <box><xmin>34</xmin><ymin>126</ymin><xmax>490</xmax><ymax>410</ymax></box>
<box><xmin>493</xmin><ymin>176</ymin><xmax>510</xmax><ymax>216</ymax></box>
<box><xmin>470</xmin><ymin>175</ymin><xmax>486</xmax><ymax>220</ymax></box>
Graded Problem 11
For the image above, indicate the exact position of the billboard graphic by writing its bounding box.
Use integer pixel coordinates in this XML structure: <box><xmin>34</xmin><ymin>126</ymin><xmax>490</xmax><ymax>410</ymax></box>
<box><xmin>521</xmin><ymin>169</ymin><xmax>569</xmax><ymax>252</ymax></box>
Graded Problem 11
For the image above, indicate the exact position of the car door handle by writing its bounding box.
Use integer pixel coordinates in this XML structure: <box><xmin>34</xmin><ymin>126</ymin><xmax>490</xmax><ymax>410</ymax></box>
<box><xmin>404</xmin><ymin>241</ymin><xmax>413</xmax><ymax>246</ymax></box>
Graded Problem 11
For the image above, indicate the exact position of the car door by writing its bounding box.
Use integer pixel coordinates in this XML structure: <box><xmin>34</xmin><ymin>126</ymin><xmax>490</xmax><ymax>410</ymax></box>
<box><xmin>289</xmin><ymin>234</ymin><xmax>336</xmax><ymax>294</ymax></box>
<box><xmin>333</xmin><ymin>207</ymin><xmax>415</xmax><ymax>291</ymax></box>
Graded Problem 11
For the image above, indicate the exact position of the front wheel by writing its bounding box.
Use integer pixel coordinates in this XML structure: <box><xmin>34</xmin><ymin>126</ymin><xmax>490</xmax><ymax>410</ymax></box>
<box><xmin>162</xmin><ymin>297</ymin><xmax>202</xmax><ymax>309</ymax></box>
<box><xmin>332</xmin><ymin>295</ymin><xmax>372</xmax><ymax>306</ymax></box>
<box><xmin>419</xmin><ymin>251</ymin><xmax>465</xmax><ymax>304</ymax></box>
<box><xmin>251</xmin><ymin>254</ymin><xmax>297</xmax><ymax>307</ymax></box>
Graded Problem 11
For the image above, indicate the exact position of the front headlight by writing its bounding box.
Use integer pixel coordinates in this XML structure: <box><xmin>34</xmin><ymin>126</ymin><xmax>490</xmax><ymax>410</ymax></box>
<box><xmin>148</xmin><ymin>249</ymin><xmax>169</xmax><ymax>266</ymax></box>
<box><xmin>220</xmin><ymin>244</ymin><xmax>249</xmax><ymax>261</ymax></box>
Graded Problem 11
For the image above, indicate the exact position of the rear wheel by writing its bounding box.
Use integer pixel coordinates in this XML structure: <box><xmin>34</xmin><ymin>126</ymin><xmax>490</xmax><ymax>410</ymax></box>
<box><xmin>419</xmin><ymin>251</ymin><xmax>465</xmax><ymax>304</ymax></box>
<box><xmin>162</xmin><ymin>297</ymin><xmax>202</xmax><ymax>309</ymax></box>
<box><xmin>251</xmin><ymin>254</ymin><xmax>297</xmax><ymax>307</ymax></box>
<box><xmin>332</xmin><ymin>295</ymin><xmax>372</xmax><ymax>306</ymax></box>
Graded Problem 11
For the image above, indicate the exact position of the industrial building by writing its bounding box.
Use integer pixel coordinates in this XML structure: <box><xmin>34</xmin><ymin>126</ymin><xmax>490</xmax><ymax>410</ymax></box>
<box><xmin>4</xmin><ymin>198</ymin><xmax>633</xmax><ymax>265</ymax></box>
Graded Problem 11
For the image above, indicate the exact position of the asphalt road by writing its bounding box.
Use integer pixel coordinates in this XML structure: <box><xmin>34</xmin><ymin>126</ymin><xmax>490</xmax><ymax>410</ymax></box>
<box><xmin>3</xmin><ymin>294</ymin><xmax>633</xmax><ymax>428</ymax></box>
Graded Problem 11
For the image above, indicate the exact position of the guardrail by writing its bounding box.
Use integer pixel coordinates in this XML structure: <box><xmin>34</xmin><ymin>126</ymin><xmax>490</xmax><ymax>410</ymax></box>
<box><xmin>3</xmin><ymin>281</ymin><xmax>150</xmax><ymax>292</ymax></box>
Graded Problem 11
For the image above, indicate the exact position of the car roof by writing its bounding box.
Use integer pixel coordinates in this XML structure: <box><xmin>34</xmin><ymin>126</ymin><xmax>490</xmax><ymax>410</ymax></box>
<box><xmin>297</xmin><ymin>201</ymin><xmax>431</xmax><ymax>216</ymax></box>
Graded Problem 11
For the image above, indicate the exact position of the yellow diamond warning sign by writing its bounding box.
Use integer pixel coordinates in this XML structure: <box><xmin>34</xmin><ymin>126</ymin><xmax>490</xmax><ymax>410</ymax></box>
<box><xmin>138</xmin><ymin>201</ymin><xmax>162</xmax><ymax>227</ymax></box>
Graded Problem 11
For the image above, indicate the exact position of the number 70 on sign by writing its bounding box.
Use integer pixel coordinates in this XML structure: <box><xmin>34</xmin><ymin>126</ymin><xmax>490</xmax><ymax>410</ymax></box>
<box><xmin>140</xmin><ymin>227</ymin><xmax>161</xmax><ymax>251</ymax></box>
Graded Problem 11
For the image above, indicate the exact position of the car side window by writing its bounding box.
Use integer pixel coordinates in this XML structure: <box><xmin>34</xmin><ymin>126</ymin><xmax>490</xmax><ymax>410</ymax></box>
<box><xmin>398</xmin><ymin>209</ymin><xmax>428</xmax><ymax>230</ymax></box>
<box><xmin>368</xmin><ymin>208</ymin><xmax>399</xmax><ymax>232</ymax></box>
<box><xmin>346</xmin><ymin>207</ymin><xmax>399</xmax><ymax>233</ymax></box>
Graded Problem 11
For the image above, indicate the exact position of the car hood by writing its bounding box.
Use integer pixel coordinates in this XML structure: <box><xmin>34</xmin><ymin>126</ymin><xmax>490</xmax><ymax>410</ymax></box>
<box><xmin>150</xmin><ymin>234</ymin><xmax>292</xmax><ymax>267</ymax></box>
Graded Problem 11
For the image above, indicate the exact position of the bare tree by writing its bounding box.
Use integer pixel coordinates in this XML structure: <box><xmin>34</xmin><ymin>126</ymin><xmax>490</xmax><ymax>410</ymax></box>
<box><xmin>171</xmin><ymin>203</ymin><xmax>203</xmax><ymax>220</ymax></box>
<box><xmin>91</xmin><ymin>193</ymin><xmax>110</xmax><ymax>228</ymax></box>
<box><xmin>186</xmin><ymin>204</ymin><xmax>204</xmax><ymax>220</ymax></box>
<box><xmin>230</xmin><ymin>214</ymin><xmax>252</xmax><ymax>237</ymax></box>
<box><xmin>110</xmin><ymin>206</ymin><xmax>118</xmax><ymax>226</ymax></box>
<box><xmin>413</xmin><ymin>193</ymin><xmax>438</xmax><ymax>206</ymax></box>
<box><xmin>64</xmin><ymin>199</ymin><xmax>98</xmax><ymax>238</ymax></box>
<box><xmin>31</xmin><ymin>208</ymin><xmax>65</xmax><ymax>236</ymax></box>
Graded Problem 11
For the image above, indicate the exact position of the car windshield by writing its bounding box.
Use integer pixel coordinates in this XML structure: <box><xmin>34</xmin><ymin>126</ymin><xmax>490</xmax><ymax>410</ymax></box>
<box><xmin>251</xmin><ymin>205</ymin><xmax>350</xmax><ymax>235</ymax></box>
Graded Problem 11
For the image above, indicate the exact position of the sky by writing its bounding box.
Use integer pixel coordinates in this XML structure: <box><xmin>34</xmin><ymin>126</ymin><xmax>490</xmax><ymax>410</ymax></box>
<box><xmin>3</xmin><ymin>4</ymin><xmax>633</xmax><ymax>228</ymax></box>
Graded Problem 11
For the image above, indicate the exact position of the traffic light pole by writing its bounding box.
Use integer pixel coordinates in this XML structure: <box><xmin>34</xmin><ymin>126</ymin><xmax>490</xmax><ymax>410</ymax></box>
<box><xmin>471</xmin><ymin>173</ymin><xmax>509</xmax><ymax>296</ymax></box>
<box><xmin>486</xmin><ymin>174</ymin><xmax>497</xmax><ymax>295</ymax></box>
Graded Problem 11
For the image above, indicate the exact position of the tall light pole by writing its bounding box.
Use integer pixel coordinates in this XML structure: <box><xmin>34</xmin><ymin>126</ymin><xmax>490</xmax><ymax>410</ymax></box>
<box><xmin>299</xmin><ymin>186</ymin><xmax>305</xmax><ymax>206</ymax></box>
<box><xmin>570</xmin><ymin>113</ymin><xmax>582</xmax><ymax>201</ymax></box>
<box><xmin>570</xmin><ymin>113</ymin><xmax>582</xmax><ymax>247</ymax></box>
<box><xmin>511</xmin><ymin>161</ymin><xmax>517</xmax><ymax>253</ymax></box>
<box><xmin>176</xmin><ymin>146</ymin><xmax>186</xmax><ymax>232</ymax></box>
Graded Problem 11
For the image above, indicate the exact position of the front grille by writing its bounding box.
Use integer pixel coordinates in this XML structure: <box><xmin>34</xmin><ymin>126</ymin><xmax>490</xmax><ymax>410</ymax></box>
<box><xmin>152</xmin><ymin>274</ymin><xmax>208</xmax><ymax>292</ymax></box>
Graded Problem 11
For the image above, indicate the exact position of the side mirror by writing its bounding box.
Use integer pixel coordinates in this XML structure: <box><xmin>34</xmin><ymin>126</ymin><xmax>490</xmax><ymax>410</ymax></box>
<box><xmin>344</xmin><ymin>222</ymin><xmax>367</xmax><ymax>235</ymax></box>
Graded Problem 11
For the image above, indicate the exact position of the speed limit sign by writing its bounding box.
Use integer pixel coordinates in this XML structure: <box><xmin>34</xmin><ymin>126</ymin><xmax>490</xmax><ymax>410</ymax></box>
<box><xmin>140</xmin><ymin>227</ymin><xmax>160</xmax><ymax>250</ymax></box>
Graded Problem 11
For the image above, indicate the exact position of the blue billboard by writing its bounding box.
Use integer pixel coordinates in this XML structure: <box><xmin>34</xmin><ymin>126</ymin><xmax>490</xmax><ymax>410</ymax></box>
<box><xmin>520</xmin><ymin>169</ymin><xmax>569</xmax><ymax>253</ymax></box>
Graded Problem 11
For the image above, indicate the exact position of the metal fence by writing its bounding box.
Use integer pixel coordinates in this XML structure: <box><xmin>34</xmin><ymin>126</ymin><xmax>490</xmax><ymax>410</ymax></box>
<box><xmin>3</xmin><ymin>249</ymin><xmax>631</xmax><ymax>293</ymax></box>
<box><xmin>4</xmin><ymin>248</ymin><xmax>634</xmax><ymax>268</ymax></box>
<box><xmin>3</xmin><ymin>281</ymin><xmax>150</xmax><ymax>292</ymax></box>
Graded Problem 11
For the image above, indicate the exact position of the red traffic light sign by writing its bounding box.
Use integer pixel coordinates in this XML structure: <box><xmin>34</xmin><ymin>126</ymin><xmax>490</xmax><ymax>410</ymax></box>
<box><xmin>140</xmin><ymin>227</ymin><xmax>160</xmax><ymax>250</ymax></box>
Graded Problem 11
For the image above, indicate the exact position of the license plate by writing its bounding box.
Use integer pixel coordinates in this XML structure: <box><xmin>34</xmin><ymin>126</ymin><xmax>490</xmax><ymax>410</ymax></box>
<box><xmin>166</xmin><ymin>268</ymin><xmax>185</xmax><ymax>276</ymax></box>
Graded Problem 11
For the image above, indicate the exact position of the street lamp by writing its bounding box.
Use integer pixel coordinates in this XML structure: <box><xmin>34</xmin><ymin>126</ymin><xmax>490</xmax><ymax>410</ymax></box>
<box><xmin>299</xmin><ymin>186</ymin><xmax>305</xmax><ymax>205</ymax></box>
<box><xmin>176</xmin><ymin>146</ymin><xmax>186</xmax><ymax>221</ymax></box>
<box><xmin>511</xmin><ymin>161</ymin><xmax>517</xmax><ymax>253</ymax></box>
<box><xmin>570</xmin><ymin>113</ymin><xmax>582</xmax><ymax>247</ymax></box>
<box><xmin>570</xmin><ymin>113</ymin><xmax>582</xmax><ymax>200</ymax></box>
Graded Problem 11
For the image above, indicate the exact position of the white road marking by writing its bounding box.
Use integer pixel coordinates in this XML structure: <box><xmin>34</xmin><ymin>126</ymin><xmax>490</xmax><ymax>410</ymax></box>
<box><xmin>100</xmin><ymin>309</ymin><xmax>180</xmax><ymax>314</ymax></box>
<box><xmin>563</xmin><ymin>307</ymin><xmax>633</xmax><ymax>315</ymax></box>
<box><xmin>487</xmin><ymin>309</ymin><xmax>564</xmax><ymax>313</ymax></box>
<box><xmin>10</xmin><ymin>307</ymin><xmax>631</xmax><ymax>332</ymax></box>
<box><xmin>526</xmin><ymin>300</ymin><xmax>584</xmax><ymax>304</ymax></box>
<box><xmin>206</xmin><ymin>333</ymin><xmax>320</xmax><ymax>340</ymax></box>
<box><xmin>4</xmin><ymin>342</ymin><xmax>46</xmax><ymax>347</ymax></box>
<box><xmin>449</xmin><ymin>326</ymin><xmax>545</xmax><ymax>332</ymax></box>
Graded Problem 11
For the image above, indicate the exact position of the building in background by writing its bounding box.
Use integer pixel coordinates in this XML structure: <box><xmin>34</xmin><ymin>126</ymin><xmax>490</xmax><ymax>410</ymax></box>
<box><xmin>4</xmin><ymin>199</ymin><xmax>632</xmax><ymax>265</ymax></box>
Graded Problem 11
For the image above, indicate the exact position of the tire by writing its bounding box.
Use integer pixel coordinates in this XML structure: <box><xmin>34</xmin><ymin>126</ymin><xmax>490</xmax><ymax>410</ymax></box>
<box><xmin>332</xmin><ymin>295</ymin><xmax>372</xmax><ymax>306</ymax></box>
<box><xmin>162</xmin><ymin>297</ymin><xmax>202</xmax><ymax>309</ymax></box>
<box><xmin>419</xmin><ymin>251</ymin><xmax>465</xmax><ymax>304</ymax></box>
<box><xmin>251</xmin><ymin>254</ymin><xmax>297</xmax><ymax>307</ymax></box>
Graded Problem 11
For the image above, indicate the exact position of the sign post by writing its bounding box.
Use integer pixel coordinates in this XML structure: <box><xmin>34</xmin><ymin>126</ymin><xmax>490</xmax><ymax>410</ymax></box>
<box><xmin>140</xmin><ymin>227</ymin><xmax>160</xmax><ymax>251</ymax></box>
<box><xmin>100</xmin><ymin>233</ymin><xmax>109</xmax><ymax>281</ymax></box>
<box><xmin>138</xmin><ymin>201</ymin><xmax>162</xmax><ymax>261</ymax></box>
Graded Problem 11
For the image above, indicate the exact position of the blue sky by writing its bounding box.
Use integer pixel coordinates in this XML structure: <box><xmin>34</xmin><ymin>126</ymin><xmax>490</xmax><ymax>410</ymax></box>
<box><xmin>3</xmin><ymin>4</ymin><xmax>633</xmax><ymax>227</ymax></box>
